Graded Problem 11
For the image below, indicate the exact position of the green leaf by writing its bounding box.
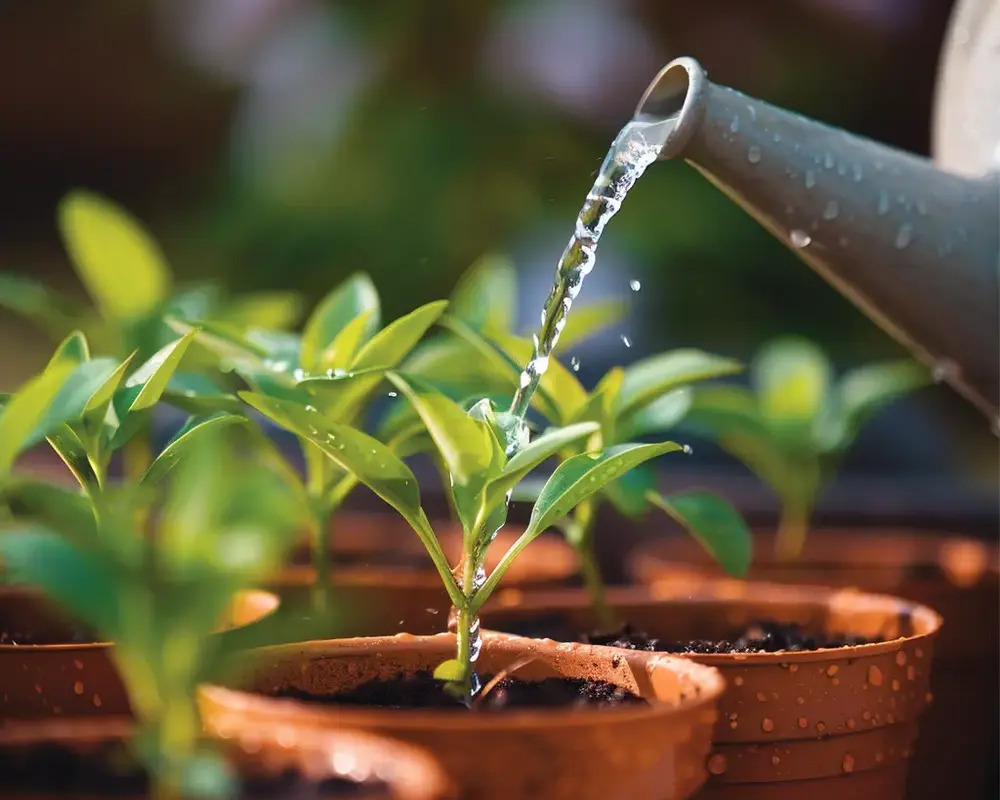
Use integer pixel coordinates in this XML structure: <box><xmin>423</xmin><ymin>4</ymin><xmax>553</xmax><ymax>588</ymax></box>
<box><xmin>832</xmin><ymin>360</ymin><xmax>929</xmax><ymax>450</ymax></box>
<box><xmin>46</xmin><ymin>331</ymin><xmax>90</xmax><ymax>368</ymax></box>
<box><xmin>299</xmin><ymin>273</ymin><xmax>380</xmax><ymax>373</ymax></box>
<box><xmin>57</xmin><ymin>189</ymin><xmax>170</xmax><ymax>321</ymax></box>
<box><xmin>0</xmin><ymin>479</ymin><xmax>98</xmax><ymax>541</ymax></box>
<box><xmin>449</xmin><ymin>254</ymin><xmax>517</xmax><ymax>333</ymax></box>
<box><xmin>117</xmin><ymin>330</ymin><xmax>197</xmax><ymax>414</ymax></box>
<box><xmin>618</xmin><ymin>349</ymin><xmax>743</xmax><ymax>421</ymax></box>
<box><xmin>751</xmin><ymin>337</ymin><xmax>831</xmax><ymax>423</ymax></box>
<box><xmin>216</xmin><ymin>291</ymin><xmax>304</xmax><ymax>330</ymax></box>
<box><xmin>0</xmin><ymin>272</ymin><xmax>82</xmax><ymax>335</ymax></box>
<box><xmin>432</xmin><ymin>659</ymin><xmax>467</xmax><ymax>683</ymax></box>
<box><xmin>351</xmin><ymin>300</ymin><xmax>448</xmax><ymax>370</ymax></box>
<box><xmin>526</xmin><ymin>441</ymin><xmax>685</xmax><ymax>537</ymax></box>
<box><xmin>162</xmin><ymin>373</ymin><xmax>243</xmax><ymax>415</ymax></box>
<box><xmin>317</xmin><ymin>310</ymin><xmax>377</xmax><ymax>372</ymax></box>
<box><xmin>0</xmin><ymin>528</ymin><xmax>119</xmax><ymax>636</ymax></box>
<box><xmin>646</xmin><ymin>489</ymin><xmax>752</xmax><ymax>577</ymax></box>
<box><xmin>141</xmin><ymin>413</ymin><xmax>248</xmax><ymax>487</ymax></box>
<box><xmin>386</xmin><ymin>373</ymin><xmax>495</xmax><ymax>493</ymax></box>
<box><xmin>403</xmin><ymin>335</ymin><xmax>515</xmax><ymax>399</ymax></box>
<box><xmin>555</xmin><ymin>299</ymin><xmax>628</xmax><ymax>350</ymax></box>
<box><xmin>239</xmin><ymin>392</ymin><xmax>423</xmax><ymax>523</ymax></box>
<box><xmin>619</xmin><ymin>387</ymin><xmax>693</xmax><ymax>438</ymax></box>
<box><xmin>0</xmin><ymin>364</ymin><xmax>73</xmax><ymax>472</ymax></box>
<box><xmin>486</xmin><ymin>422</ymin><xmax>599</xmax><ymax>505</ymax></box>
<box><xmin>45</xmin><ymin>425</ymin><xmax>99</xmax><ymax>489</ymax></box>
<box><xmin>28</xmin><ymin>358</ymin><xmax>124</xmax><ymax>446</ymax></box>
<box><xmin>83</xmin><ymin>354</ymin><xmax>135</xmax><ymax>417</ymax></box>
<box><xmin>602</xmin><ymin>464</ymin><xmax>656</xmax><ymax>518</ymax></box>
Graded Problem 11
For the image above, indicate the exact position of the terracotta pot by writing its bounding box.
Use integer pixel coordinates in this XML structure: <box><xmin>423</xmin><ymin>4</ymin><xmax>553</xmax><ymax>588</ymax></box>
<box><xmin>269</xmin><ymin>510</ymin><xmax>578</xmax><ymax>637</ymax></box>
<box><xmin>198</xmin><ymin>631</ymin><xmax>725</xmax><ymax>800</ymax></box>
<box><xmin>627</xmin><ymin>530</ymin><xmax>999</xmax><ymax>800</ymax></box>
<box><xmin>0</xmin><ymin>588</ymin><xmax>279</xmax><ymax>721</ymax></box>
<box><xmin>481</xmin><ymin>581</ymin><xmax>942</xmax><ymax>800</ymax></box>
<box><xmin>0</xmin><ymin>715</ymin><xmax>453</xmax><ymax>799</ymax></box>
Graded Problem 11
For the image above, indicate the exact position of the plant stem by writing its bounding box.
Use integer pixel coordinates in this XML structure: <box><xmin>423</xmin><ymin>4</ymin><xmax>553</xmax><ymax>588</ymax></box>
<box><xmin>775</xmin><ymin>494</ymin><xmax>810</xmax><ymax>561</ymax></box>
<box><xmin>123</xmin><ymin>433</ymin><xmax>153</xmax><ymax>484</ymax></box>
<box><xmin>309</xmin><ymin>502</ymin><xmax>333</xmax><ymax>614</ymax></box>
<box><xmin>453</xmin><ymin>554</ymin><xmax>480</xmax><ymax>704</ymax></box>
<box><xmin>567</xmin><ymin>502</ymin><xmax>614</xmax><ymax>629</ymax></box>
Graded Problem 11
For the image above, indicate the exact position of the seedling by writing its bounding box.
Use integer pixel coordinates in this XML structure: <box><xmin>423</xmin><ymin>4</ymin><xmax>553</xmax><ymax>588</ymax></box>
<box><xmin>0</xmin><ymin>429</ymin><xmax>300</xmax><ymax>799</ymax></box>
<box><xmin>683</xmin><ymin>336</ymin><xmax>930</xmax><ymax>559</ymax></box>
<box><xmin>392</xmin><ymin>259</ymin><xmax>753</xmax><ymax>625</ymax></box>
<box><xmin>169</xmin><ymin>275</ymin><xmax>448</xmax><ymax>610</ymax></box>
<box><xmin>0</xmin><ymin>189</ymin><xmax>303</xmax><ymax>479</ymax></box>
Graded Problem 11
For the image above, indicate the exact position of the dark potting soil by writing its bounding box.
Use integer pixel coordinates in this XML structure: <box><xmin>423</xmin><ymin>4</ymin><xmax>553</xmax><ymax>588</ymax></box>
<box><xmin>0</xmin><ymin>627</ymin><xmax>100</xmax><ymax>646</ymax></box>
<box><xmin>0</xmin><ymin>740</ymin><xmax>387</xmax><ymax>798</ymax></box>
<box><xmin>273</xmin><ymin>669</ymin><xmax>646</xmax><ymax>711</ymax></box>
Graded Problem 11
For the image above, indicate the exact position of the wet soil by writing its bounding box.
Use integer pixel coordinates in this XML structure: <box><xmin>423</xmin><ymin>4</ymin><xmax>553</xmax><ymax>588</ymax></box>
<box><xmin>0</xmin><ymin>740</ymin><xmax>387</xmax><ymax>797</ymax></box>
<box><xmin>273</xmin><ymin>670</ymin><xmax>646</xmax><ymax>711</ymax></box>
<box><xmin>0</xmin><ymin>627</ymin><xmax>100</xmax><ymax>646</ymax></box>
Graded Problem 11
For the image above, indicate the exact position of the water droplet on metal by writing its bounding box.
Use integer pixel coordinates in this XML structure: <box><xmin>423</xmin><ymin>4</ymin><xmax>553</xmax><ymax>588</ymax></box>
<box><xmin>747</xmin><ymin>146</ymin><xmax>762</xmax><ymax>164</ymax></box>
<box><xmin>932</xmin><ymin>359</ymin><xmax>960</xmax><ymax>383</ymax></box>
<box><xmin>823</xmin><ymin>200</ymin><xmax>839</xmax><ymax>220</ymax></box>
<box><xmin>824</xmin><ymin>152</ymin><xmax>835</xmax><ymax>169</ymax></box>
<box><xmin>805</xmin><ymin>170</ymin><xmax>816</xmax><ymax>188</ymax></box>
<box><xmin>629</xmin><ymin>278</ymin><xmax>641</xmax><ymax>292</ymax></box>
<box><xmin>895</xmin><ymin>222</ymin><xmax>914</xmax><ymax>248</ymax></box>
<box><xmin>790</xmin><ymin>230</ymin><xmax>811</xmax><ymax>248</ymax></box>
<box><xmin>877</xmin><ymin>190</ymin><xmax>890</xmax><ymax>215</ymax></box>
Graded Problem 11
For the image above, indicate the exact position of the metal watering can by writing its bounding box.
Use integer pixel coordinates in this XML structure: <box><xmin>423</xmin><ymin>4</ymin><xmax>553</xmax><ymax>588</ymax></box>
<box><xmin>633</xmin><ymin>0</ymin><xmax>999</xmax><ymax>428</ymax></box>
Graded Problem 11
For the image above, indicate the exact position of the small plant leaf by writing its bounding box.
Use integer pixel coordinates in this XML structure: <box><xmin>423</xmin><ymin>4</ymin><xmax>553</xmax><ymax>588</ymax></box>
<box><xmin>646</xmin><ymin>489</ymin><xmax>752</xmax><ymax>577</ymax></box>
<box><xmin>57</xmin><ymin>189</ymin><xmax>170</xmax><ymax>321</ymax></box>
<box><xmin>619</xmin><ymin>387</ymin><xmax>693</xmax><ymax>438</ymax></box>
<box><xmin>555</xmin><ymin>299</ymin><xmax>628</xmax><ymax>350</ymax></box>
<box><xmin>618</xmin><ymin>349</ymin><xmax>743</xmax><ymax>421</ymax></box>
<box><xmin>525</xmin><ymin>442</ymin><xmax>685</xmax><ymax>538</ymax></box>
<box><xmin>300</xmin><ymin>273</ymin><xmax>380</xmax><ymax>373</ymax></box>
<box><xmin>832</xmin><ymin>360</ymin><xmax>929</xmax><ymax>450</ymax></box>
<box><xmin>0</xmin><ymin>528</ymin><xmax>119</xmax><ymax>636</ymax></box>
<box><xmin>317</xmin><ymin>310</ymin><xmax>377</xmax><ymax>372</ymax></box>
<box><xmin>408</xmin><ymin>325</ymin><xmax>518</xmax><ymax>400</ymax></box>
<box><xmin>141</xmin><ymin>413</ymin><xmax>248</xmax><ymax>487</ymax></box>
<box><xmin>46</xmin><ymin>331</ymin><xmax>91</xmax><ymax>367</ymax></box>
<box><xmin>751</xmin><ymin>337</ymin><xmax>831</xmax><ymax>423</ymax></box>
<box><xmin>0</xmin><ymin>364</ymin><xmax>73</xmax><ymax>473</ymax></box>
<box><xmin>163</xmin><ymin>373</ymin><xmax>243</xmax><ymax>415</ymax></box>
<box><xmin>216</xmin><ymin>291</ymin><xmax>304</xmax><ymax>331</ymax></box>
<box><xmin>117</xmin><ymin>330</ymin><xmax>197</xmax><ymax>415</ymax></box>
<box><xmin>449</xmin><ymin>254</ymin><xmax>517</xmax><ymax>333</ymax></box>
<box><xmin>28</xmin><ymin>358</ymin><xmax>124</xmax><ymax>447</ymax></box>
<box><xmin>0</xmin><ymin>479</ymin><xmax>98</xmax><ymax>541</ymax></box>
<box><xmin>82</xmin><ymin>354</ymin><xmax>135</xmax><ymax>417</ymax></box>
<box><xmin>351</xmin><ymin>300</ymin><xmax>449</xmax><ymax>370</ymax></box>
<box><xmin>45</xmin><ymin>425</ymin><xmax>99</xmax><ymax>489</ymax></box>
<box><xmin>432</xmin><ymin>659</ymin><xmax>467</xmax><ymax>683</ymax></box>
<box><xmin>0</xmin><ymin>272</ymin><xmax>82</xmax><ymax>335</ymax></box>
<box><xmin>602</xmin><ymin>464</ymin><xmax>656</xmax><ymax>518</ymax></box>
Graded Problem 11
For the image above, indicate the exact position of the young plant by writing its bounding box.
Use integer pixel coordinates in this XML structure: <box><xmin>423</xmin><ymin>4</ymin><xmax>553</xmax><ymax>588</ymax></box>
<box><xmin>0</xmin><ymin>189</ymin><xmax>303</xmax><ymax>479</ymax></box>
<box><xmin>391</xmin><ymin>259</ymin><xmax>753</xmax><ymax>625</ymax></box>
<box><xmin>169</xmin><ymin>275</ymin><xmax>448</xmax><ymax>610</ymax></box>
<box><xmin>0</xmin><ymin>430</ymin><xmax>300</xmax><ymax>799</ymax></box>
<box><xmin>237</xmin><ymin>368</ymin><xmax>690</xmax><ymax>701</ymax></box>
<box><xmin>682</xmin><ymin>336</ymin><xmax>930</xmax><ymax>559</ymax></box>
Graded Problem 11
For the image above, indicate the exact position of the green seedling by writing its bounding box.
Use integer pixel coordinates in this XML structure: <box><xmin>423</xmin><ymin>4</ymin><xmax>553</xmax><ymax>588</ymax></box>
<box><xmin>683</xmin><ymin>336</ymin><xmax>930</xmax><ymax>559</ymax></box>
<box><xmin>0</xmin><ymin>428</ymin><xmax>302</xmax><ymax>799</ymax></box>
<box><xmin>0</xmin><ymin>189</ymin><xmax>303</xmax><ymax>479</ymax></box>
<box><xmin>388</xmin><ymin>258</ymin><xmax>753</xmax><ymax>626</ymax></box>
<box><xmin>168</xmin><ymin>274</ymin><xmax>449</xmax><ymax>611</ymax></box>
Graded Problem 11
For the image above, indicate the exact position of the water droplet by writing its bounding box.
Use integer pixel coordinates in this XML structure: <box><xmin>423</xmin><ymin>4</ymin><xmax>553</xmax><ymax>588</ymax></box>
<box><xmin>932</xmin><ymin>359</ymin><xmax>960</xmax><ymax>383</ymax></box>
<box><xmin>852</xmin><ymin>164</ymin><xmax>863</xmax><ymax>182</ymax></box>
<box><xmin>826</xmin><ymin>665</ymin><xmax>839</xmax><ymax>677</ymax></box>
<box><xmin>796</xmin><ymin>696</ymin><xmax>805</xmax><ymax>705</ymax></box>
<box><xmin>569</xmin><ymin>356</ymin><xmax>581</xmax><ymax>372</ymax></box>
<box><xmin>838</xmin><ymin>236</ymin><xmax>849</xmax><ymax>247</ymax></box>
<box><xmin>773</xmin><ymin>132</ymin><xmax>781</xmax><ymax>143</ymax></box>
<box><xmin>816</xmin><ymin>721</ymin><xmax>827</xmax><ymax>733</ymax></box>
<box><xmin>891</xmin><ymin>679</ymin><xmax>901</xmax><ymax>691</ymax></box>
<box><xmin>747</xmin><ymin>146</ymin><xmax>762</xmax><ymax>164</ymax></box>
<box><xmin>304</xmin><ymin>405</ymin><xmax>317</xmax><ymax>413</ymax></box>
<box><xmin>707</xmin><ymin>753</ymin><xmax>727</xmax><ymax>775</ymax></box>
<box><xmin>805</xmin><ymin>170</ymin><xmax>816</xmax><ymax>188</ymax></box>
<box><xmin>629</xmin><ymin>278</ymin><xmax>641</xmax><ymax>292</ymax></box>
<box><xmin>387</xmin><ymin>391</ymin><xmax>398</xmax><ymax>398</ymax></box>
<box><xmin>733</xmin><ymin>676</ymin><xmax>744</xmax><ymax>686</ymax></box>
<box><xmin>73</xmin><ymin>682</ymin><xmax>84</xmax><ymax>696</ymax></box>
<box><xmin>895</xmin><ymin>651</ymin><xmax>907</xmax><ymax>667</ymax></box>
<box><xmin>729</xmin><ymin>117</ymin><xmax>740</xmax><ymax>133</ymax></box>
<box><xmin>867</xmin><ymin>665</ymin><xmax>884</xmax><ymax>687</ymax></box>
<box><xmin>761</xmin><ymin>718</ymin><xmax>774</xmax><ymax>732</ymax></box>
<box><xmin>798</xmin><ymin>717</ymin><xmax>808</xmax><ymax>729</ymax></box>
<box><xmin>824</xmin><ymin>152</ymin><xmax>835</xmax><ymax>169</ymax></box>
<box><xmin>842</xmin><ymin>754</ymin><xmax>855</xmax><ymax>773</ymax></box>
<box><xmin>846</xmin><ymin>718</ymin><xmax>856</xmax><ymax>729</ymax></box>
<box><xmin>790</xmin><ymin>230</ymin><xmax>811</xmax><ymax>248</ymax></box>
<box><xmin>822</xmin><ymin>200</ymin><xmax>839</xmax><ymax>220</ymax></box>
<box><xmin>293</xmin><ymin>368</ymin><xmax>306</xmax><ymax>382</ymax></box>
<box><xmin>682</xmin><ymin>444</ymin><xmax>693</xmax><ymax>454</ymax></box>
<box><xmin>771</xmin><ymin>756</ymin><xmax>781</xmax><ymax>766</ymax></box>
<box><xmin>877</xmin><ymin>190</ymin><xmax>891</xmax><ymax>215</ymax></box>
<box><xmin>620</xmin><ymin>335</ymin><xmax>632</xmax><ymax>348</ymax></box>
<box><xmin>756</xmin><ymin>692</ymin><xmax>767</xmax><ymax>702</ymax></box>
<box><xmin>894</xmin><ymin>222</ymin><xmax>914</xmax><ymax>249</ymax></box>
<box><xmin>92</xmin><ymin>694</ymin><xmax>102</xmax><ymax>708</ymax></box>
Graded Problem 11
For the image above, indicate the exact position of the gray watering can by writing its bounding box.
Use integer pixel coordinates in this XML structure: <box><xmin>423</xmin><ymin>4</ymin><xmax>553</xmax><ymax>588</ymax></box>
<box><xmin>634</xmin><ymin>0</ymin><xmax>1000</xmax><ymax>429</ymax></box>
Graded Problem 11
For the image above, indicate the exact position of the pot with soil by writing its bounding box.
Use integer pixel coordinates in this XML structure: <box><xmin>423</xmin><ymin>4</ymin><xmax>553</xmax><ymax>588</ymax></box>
<box><xmin>0</xmin><ymin>587</ymin><xmax>279</xmax><ymax>720</ymax></box>
<box><xmin>480</xmin><ymin>581</ymin><xmax>941</xmax><ymax>800</ymax></box>
<box><xmin>270</xmin><ymin>511</ymin><xmax>577</xmax><ymax>638</ymax></box>
<box><xmin>0</xmin><ymin>715</ymin><xmax>453</xmax><ymax>799</ymax></box>
<box><xmin>198</xmin><ymin>631</ymin><xmax>725</xmax><ymax>800</ymax></box>
<box><xmin>628</xmin><ymin>529</ymin><xmax>998</xmax><ymax>799</ymax></box>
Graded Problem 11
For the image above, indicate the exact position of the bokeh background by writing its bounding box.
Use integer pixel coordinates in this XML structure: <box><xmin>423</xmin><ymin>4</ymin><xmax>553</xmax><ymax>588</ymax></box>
<box><xmin>0</xmin><ymin>0</ymin><xmax>996</xmax><ymax>535</ymax></box>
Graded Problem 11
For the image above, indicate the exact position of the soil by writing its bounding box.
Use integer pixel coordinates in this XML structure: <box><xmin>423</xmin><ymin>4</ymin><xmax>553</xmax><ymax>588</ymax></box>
<box><xmin>0</xmin><ymin>627</ymin><xmax>100</xmax><ymax>646</ymax></box>
<box><xmin>0</xmin><ymin>740</ymin><xmax>387</xmax><ymax>798</ymax></box>
<box><xmin>272</xmin><ymin>670</ymin><xmax>646</xmax><ymax>711</ymax></box>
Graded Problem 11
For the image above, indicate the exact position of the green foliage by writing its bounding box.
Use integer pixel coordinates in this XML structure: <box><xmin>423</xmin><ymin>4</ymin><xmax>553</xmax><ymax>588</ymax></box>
<box><xmin>683</xmin><ymin>336</ymin><xmax>930</xmax><ymax>558</ymax></box>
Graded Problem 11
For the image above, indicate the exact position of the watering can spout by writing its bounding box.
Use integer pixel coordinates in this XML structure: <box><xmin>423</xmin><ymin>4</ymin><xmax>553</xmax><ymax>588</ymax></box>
<box><xmin>634</xmin><ymin>56</ymin><xmax>1000</xmax><ymax>426</ymax></box>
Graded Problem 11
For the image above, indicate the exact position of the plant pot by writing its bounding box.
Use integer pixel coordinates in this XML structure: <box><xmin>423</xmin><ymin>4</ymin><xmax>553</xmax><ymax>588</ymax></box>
<box><xmin>481</xmin><ymin>581</ymin><xmax>941</xmax><ymax>800</ymax></box>
<box><xmin>627</xmin><ymin>530</ymin><xmax>998</xmax><ymax>800</ymax></box>
<box><xmin>0</xmin><ymin>588</ymin><xmax>279</xmax><ymax>721</ymax></box>
<box><xmin>198</xmin><ymin>631</ymin><xmax>725</xmax><ymax>800</ymax></box>
<box><xmin>0</xmin><ymin>715</ymin><xmax>453</xmax><ymax>799</ymax></box>
<box><xmin>269</xmin><ymin>510</ymin><xmax>577</xmax><ymax>637</ymax></box>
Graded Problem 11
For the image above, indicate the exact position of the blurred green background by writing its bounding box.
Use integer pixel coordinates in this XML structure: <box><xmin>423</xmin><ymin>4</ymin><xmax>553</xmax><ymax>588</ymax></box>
<box><xmin>0</xmin><ymin>0</ymin><xmax>995</xmax><ymax>517</ymax></box>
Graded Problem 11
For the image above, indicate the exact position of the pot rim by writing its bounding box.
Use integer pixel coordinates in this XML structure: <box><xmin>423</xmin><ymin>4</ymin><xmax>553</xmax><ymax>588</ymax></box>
<box><xmin>199</xmin><ymin>630</ymin><xmax>726</xmax><ymax>731</ymax></box>
<box><xmin>0</xmin><ymin>588</ymin><xmax>280</xmax><ymax>653</ymax></box>
<box><xmin>487</xmin><ymin>580</ymin><xmax>943</xmax><ymax>666</ymax></box>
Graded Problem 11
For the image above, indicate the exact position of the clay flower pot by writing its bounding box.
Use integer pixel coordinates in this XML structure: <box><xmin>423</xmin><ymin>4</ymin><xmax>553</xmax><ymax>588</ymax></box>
<box><xmin>270</xmin><ymin>510</ymin><xmax>577</xmax><ymax>637</ymax></box>
<box><xmin>0</xmin><ymin>715</ymin><xmax>453</xmax><ymax>799</ymax></box>
<box><xmin>0</xmin><ymin>588</ymin><xmax>279</xmax><ymax>721</ymax></box>
<box><xmin>481</xmin><ymin>581</ymin><xmax>942</xmax><ymax>800</ymax></box>
<box><xmin>628</xmin><ymin>530</ymin><xmax>998</xmax><ymax>800</ymax></box>
<box><xmin>198</xmin><ymin>631</ymin><xmax>725</xmax><ymax>800</ymax></box>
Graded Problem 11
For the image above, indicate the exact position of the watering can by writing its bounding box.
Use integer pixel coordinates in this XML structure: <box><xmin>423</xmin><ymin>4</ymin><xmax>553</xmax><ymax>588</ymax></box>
<box><xmin>634</xmin><ymin>0</ymin><xmax>1000</xmax><ymax>429</ymax></box>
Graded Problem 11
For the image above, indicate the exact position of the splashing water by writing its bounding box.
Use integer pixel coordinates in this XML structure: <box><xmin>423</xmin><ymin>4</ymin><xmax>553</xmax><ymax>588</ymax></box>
<box><xmin>506</xmin><ymin>119</ymin><xmax>667</xmax><ymax>427</ymax></box>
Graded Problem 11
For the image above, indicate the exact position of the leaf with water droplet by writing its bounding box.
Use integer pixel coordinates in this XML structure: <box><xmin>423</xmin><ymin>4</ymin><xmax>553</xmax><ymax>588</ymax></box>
<box><xmin>646</xmin><ymin>489</ymin><xmax>752</xmax><ymax>576</ymax></box>
<box><xmin>299</xmin><ymin>273</ymin><xmax>380</xmax><ymax>373</ymax></box>
<box><xmin>316</xmin><ymin>310</ymin><xmax>377</xmax><ymax>373</ymax></box>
